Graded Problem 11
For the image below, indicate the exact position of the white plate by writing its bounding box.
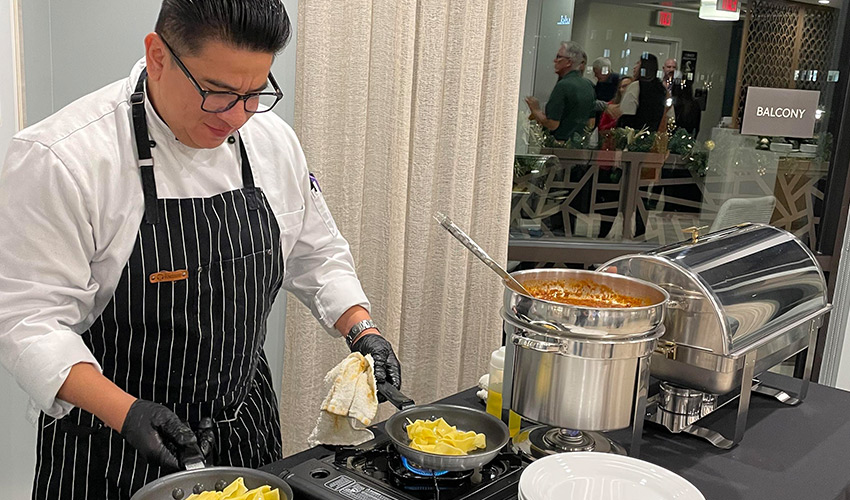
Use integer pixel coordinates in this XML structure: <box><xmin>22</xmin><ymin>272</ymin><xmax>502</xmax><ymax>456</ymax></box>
<box><xmin>518</xmin><ymin>452</ymin><xmax>705</xmax><ymax>500</ymax></box>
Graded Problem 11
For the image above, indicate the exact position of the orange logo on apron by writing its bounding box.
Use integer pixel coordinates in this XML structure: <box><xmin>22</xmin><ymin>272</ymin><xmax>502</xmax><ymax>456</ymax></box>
<box><xmin>149</xmin><ymin>270</ymin><xmax>189</xmax><ymax>283</ymax></box>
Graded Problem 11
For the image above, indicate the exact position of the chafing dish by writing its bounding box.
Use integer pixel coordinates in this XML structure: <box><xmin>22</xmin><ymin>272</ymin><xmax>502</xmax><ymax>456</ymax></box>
<box><xmin>600</xmin><ymin>223</ymin><xmax>831</xmax><ymax>448</ymax></box>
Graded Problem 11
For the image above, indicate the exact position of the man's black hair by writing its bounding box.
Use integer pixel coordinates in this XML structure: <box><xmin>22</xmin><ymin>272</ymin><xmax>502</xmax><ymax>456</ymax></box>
<box><xmin>639</xmin><ymin>53</ymin><xmax>660</xmax><ymax>81</ymax></box>
<box><xmin>155</xmin><ymin>0</ymin><xmax>291</xmax><ymax>55</ymax></box>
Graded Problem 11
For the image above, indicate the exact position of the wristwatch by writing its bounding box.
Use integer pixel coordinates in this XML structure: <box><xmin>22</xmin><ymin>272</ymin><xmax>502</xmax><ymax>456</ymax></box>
<box><xmin>346</xmin><ymin>319</ymin><xmax>379</xmax><ymax>347</ymax></box>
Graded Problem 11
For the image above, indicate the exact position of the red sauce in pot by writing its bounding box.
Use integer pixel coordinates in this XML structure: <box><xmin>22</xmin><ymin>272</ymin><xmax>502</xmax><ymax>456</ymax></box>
<box><xmin>523</xmin><ymin>279</ymin><xmax>651</xmax><ymax>308</ymax></box>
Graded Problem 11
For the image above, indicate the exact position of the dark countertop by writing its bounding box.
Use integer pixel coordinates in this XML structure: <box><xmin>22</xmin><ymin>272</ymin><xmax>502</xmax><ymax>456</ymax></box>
<box><xmin>268</xmin><ymin>372</ymin><xmax>850</xmax><ymax>500</ymax></box>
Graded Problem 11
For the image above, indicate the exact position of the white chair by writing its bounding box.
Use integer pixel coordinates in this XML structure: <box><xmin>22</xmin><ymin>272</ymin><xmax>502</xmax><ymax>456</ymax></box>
<box><xmin>710</xmin><ymin>195</ymin><xmax>777</xmax><ymax>232</ymax></box>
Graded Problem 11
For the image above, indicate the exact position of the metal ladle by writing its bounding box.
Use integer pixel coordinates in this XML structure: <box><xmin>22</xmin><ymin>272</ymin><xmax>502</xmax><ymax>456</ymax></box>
<box><xmin>433</xmin><ymin>212</ymin><xmax>532</xmax><ymax>296</ymax></box>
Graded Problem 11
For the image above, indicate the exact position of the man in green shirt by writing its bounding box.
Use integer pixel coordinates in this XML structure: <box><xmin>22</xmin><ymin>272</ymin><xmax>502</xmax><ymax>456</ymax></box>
<box><xmin>526</xmin><ymin>41</ymin><xmax>595</xmax><ymax>141</ymax></box>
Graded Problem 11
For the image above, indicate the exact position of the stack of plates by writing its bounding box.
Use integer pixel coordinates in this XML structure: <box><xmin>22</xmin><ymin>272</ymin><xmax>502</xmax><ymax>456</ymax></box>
<box><xmin>518</xmin><ymin>452</ymin><xmax>705</xmax><ymax>500</ymax></box>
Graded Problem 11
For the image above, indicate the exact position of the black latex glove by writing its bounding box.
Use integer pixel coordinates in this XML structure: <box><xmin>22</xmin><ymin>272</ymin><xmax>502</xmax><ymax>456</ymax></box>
<box><xmin>119</xmin><ymin>399</ymin><xmax>200</xmax><ymax>471</ymax></box>
<box><xmin>351</xmin><ymin>334</ymin><xmax>402</xmax><ymax>394</ymax></box>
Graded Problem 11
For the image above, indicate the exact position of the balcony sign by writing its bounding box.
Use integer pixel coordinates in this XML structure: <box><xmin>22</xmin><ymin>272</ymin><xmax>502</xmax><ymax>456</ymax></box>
<box><xmin>741</xmin><ymin>87</ymin><xmax>820</xmax><ymax>138</ymax></box>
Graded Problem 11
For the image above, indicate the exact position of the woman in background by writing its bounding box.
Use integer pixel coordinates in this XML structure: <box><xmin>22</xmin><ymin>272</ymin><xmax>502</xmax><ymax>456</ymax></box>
<box><xmin>598</xmin><ymin>76</ymin><xmax>633</xmax><ymax>131</ymax></box>
<box><xmin>618</xmin><ymin>53</ymin><xmax>668</xmax><ymax>132</ymax></box>
<box><xmin>672</xmin><ymin>80</ymin><xmax>702</xmax><ymax>137</ymax></box>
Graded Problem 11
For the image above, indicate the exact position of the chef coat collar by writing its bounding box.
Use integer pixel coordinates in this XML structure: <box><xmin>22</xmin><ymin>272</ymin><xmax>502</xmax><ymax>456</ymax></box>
<box><xmin>127</xmin><ymin>58</ymin><xmax>239</xmax><ymax>152</ymax></box>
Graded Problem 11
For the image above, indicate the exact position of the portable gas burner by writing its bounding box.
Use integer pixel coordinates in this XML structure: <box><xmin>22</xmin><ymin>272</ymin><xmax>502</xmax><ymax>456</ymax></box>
<box><xmin>511</xmin><ymin>425</ymin><xmax>626</xmax><ymax>460</ymax></box>
<box><xmin>278</xmin><ymin>435</ymin><xmax>524</xmax><ymax>500</ymax></box>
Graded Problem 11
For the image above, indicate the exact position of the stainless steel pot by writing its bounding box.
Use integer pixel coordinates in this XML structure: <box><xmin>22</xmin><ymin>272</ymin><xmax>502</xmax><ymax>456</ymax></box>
<box><xmin>131</xmin><ymin>467</ymin><xmax>293</xmax><ymax>500</ymax></box>
<box><xmin>505</xmin><ymin>310</ymin><xmax>664</xmax><ymax>431</ymax></box>
<box><xmin>383</xmin><ymin>404</ymin><xmax>510</xmax><ymax>471</ymax></box>
<box><xmin>506</xmin><ymin>269</ymin><xmax>669</xmax><ymax>337</ymax></box>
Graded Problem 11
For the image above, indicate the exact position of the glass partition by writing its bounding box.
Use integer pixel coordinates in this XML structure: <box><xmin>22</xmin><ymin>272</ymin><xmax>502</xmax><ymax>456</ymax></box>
<box><xmin>512</xmin><ymin>0</ymin><xmax>847</xmax><ymax>263</ymax></box>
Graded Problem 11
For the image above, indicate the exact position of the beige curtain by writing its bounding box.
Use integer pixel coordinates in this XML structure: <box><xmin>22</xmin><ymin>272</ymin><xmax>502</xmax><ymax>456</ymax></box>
<box><xmin>279</xmin><ymin>0</ymin><xmax>527</xmax><ymax>455</ymax></box>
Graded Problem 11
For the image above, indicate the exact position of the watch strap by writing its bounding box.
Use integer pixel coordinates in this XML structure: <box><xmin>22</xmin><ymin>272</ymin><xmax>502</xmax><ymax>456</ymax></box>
<box><xmin>346</xmin><ymin>319</ymin><xmax>378</xmax><ymax>347</ymax></box>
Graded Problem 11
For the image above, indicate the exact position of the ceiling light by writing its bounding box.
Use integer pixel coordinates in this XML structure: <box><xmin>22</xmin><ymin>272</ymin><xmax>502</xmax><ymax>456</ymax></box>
<box><xmin>699</xmin><ymin>0</ymin><xmax>740</xmax><ymax>21</ymax></box>
<box><xmin>818</xmin><ymin>0</ymin><xmax>830</xmax><ymax>4</ymax></box>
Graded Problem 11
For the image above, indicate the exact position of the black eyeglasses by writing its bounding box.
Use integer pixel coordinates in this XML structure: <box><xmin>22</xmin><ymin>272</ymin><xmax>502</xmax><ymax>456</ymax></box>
<box><xmin>159</xmin><ymin>34</ymin><xmax>282</xmax><ymax>114</ymax></box>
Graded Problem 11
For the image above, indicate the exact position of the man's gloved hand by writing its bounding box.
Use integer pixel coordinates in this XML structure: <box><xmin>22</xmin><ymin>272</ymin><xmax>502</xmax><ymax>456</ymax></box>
<box><xmin>119</xmin><ymin>399</ymin><xmax>200</xmax><ymax>471</ymax></box>
<box><xmin>351</xmin><ymin>334</ymin><xmax>402</xmax><ymax>395</ymax></box>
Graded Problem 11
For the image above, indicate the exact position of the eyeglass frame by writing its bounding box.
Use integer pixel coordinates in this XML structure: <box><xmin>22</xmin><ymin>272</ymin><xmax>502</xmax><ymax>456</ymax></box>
<box><xmin>157</xmin><ymin>33</ymin><xmax>283</xmax><ymax>114</ymax></box>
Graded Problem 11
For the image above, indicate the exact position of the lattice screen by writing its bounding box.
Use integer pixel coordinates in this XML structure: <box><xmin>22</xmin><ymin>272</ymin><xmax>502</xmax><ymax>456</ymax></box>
<box><xmin>735</xmin><ymin>0</ymin><xmax>838</xmax><ymax>121</ymax></box>
<box><xmin>797</xmin><ymin>6</ymin><xmax>839</xmax><ymax>92</ymax></box>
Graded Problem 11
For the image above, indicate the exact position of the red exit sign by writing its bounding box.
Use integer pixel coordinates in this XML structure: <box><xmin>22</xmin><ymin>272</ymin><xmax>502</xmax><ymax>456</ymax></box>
<box><xmin>653</xmin><ymin>10</ymin><xmax>673</xmax><ymax>27</ymax></box>
<box><xmin>716</xmin><ymin>0</ymin><xmax>739</xmax><ymax>12</ymax></box>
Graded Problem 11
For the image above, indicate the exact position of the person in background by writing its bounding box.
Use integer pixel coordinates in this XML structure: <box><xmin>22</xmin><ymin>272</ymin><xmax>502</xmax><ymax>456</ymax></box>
<box><xmin>663</xmin><ymin>58</ymin><xmax>679</xmax><ymax>92</ymax></box>
<box><xmin>525</xmin><ymin>42</ymin><xmax>595</xmax><ymax>236</ymax></box>
<box><xmin>592</xmin><ymin>57</ymin><xmax>620</xmax><ymax>103</ymax></box>
<box><xmin>525</xmin><ymin>41</ymin><xmax>595</xmax><ymax>142</ymax></box>
<box><xmin>672</xmin><ymin>80</ymin><xmax>702</xmax><ymax>137</ymax></box>
<box><xmin>619</xmin><ymin>53</ymin><xmax>670</xmax><ymax>132</ymax></box>
<box><xmin>598</xmin><ymin>76</ymin><xmax>633</xmax><ymax>132</ymax></box>
<box><xmin>620</xmin><ymin>54</ymin><xmax>673</xmax><ymax>238</ymax></box>
<box><xmin>660</xmin><ymin>79</ymin><xmax>704</xmax><ymax>218</ymax></box>
<box><xmin>594</xmin><ymin>75</ymin><xmax>633</xmax><ymax>238</ymax></box>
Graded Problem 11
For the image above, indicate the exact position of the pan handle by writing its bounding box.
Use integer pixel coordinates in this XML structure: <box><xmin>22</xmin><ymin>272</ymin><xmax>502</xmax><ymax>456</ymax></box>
<box><xmin>378</xmin><ymin>383</ymin><xmax>416</xmax><ymax>411</ymax></box>
<box><xmin>177</xmin><ymin>417</ymin><xmax>213</xmax><ymax>471</ymax></box>
<box><xmin>178</xmin><ymin>445</ymin><xmax>206</xmax><ymax>471</ymax></box>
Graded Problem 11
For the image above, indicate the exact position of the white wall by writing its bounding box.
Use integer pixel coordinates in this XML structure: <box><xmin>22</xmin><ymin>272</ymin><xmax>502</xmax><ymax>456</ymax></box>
<box><xmin>515</xmin><ymin>0</ymin><xmax>577</xmax><ymax>154</ymax></box>
<box><xmin>0</xmin><ymin>1</ymin><xmax>28</xmax><ymax>499</ymax></box>
<box><xmin>2</xmin><ymin>0</ymin><xmax>297</xmax><ymax>496</ymax></box>
<box><xmin>515</xmin><ymin>0</ymin><xmax>542</xmax><ymax>154</ymax></box>
<box><xmin>22</xmin><ymin>0</ymin><xmax>298</xmax><ymax>125</ymax></box>
<box><xmin>0</xmin><ymin>0</ymin><xmax>20</xmax><ymax>161</ymax></box>
<box><xmin>531</xmin><ymin>0</ymin><xmax>576</xmax><ymax>101</ymax></box>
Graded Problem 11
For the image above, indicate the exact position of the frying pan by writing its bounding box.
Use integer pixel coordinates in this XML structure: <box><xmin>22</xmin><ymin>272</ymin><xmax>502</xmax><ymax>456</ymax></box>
<box><xmin>130</xmin><ymin>466</ymin><xmax>294</xmax><ymax>500</ymax></box>
<box><xmin>379</xmin><ymin>383</ymin><xmax>510</xmax><ymax>472</ymax></box>
<box><xmin>130</xmin><ymin>419</ymin><xmax>293</xmax><ymax>500</ymax></box>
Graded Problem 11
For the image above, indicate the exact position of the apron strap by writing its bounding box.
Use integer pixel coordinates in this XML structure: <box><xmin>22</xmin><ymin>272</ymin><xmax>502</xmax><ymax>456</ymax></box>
<box><xmin>238</xmin><ymin>136</ymin><xmax>259</xmax><ymax>211</ymax></box>
<box><xmin>130</xmin><ymin>69</ymin><xmax>259</xmax><ymax>217</ymax></box>
<box><xmin>130</xmin><ymin>69</ymin><xmax>159</xmax><ymax>225</ymax></box>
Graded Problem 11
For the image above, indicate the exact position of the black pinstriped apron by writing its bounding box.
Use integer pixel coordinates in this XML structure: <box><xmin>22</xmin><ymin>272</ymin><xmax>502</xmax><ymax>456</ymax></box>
<box><xmin>32</xmin><ymin>71</ymin><xmax>285</xmax><ymax>499</ymax></box>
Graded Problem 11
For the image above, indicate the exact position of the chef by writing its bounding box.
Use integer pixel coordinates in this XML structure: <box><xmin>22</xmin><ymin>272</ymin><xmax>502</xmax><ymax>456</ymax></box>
<box><xmin>0</xmin><ymin>0</ymin><xmax>402</xmax><ymax>498</ymax></box>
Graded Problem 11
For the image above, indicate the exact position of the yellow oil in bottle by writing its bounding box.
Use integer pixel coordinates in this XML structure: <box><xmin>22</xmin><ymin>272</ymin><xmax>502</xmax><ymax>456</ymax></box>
<box><xmin>486</xmin><ymin>385</ymin><xmax>521</xmax><ymax>437</ymax></box>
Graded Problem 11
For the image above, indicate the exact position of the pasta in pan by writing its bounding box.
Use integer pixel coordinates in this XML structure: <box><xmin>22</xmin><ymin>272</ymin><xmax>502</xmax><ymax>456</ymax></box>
<box><xmin>406</xmin><ymin>418</ymin><xmax>486</xmax><ymax>456</ymax></box>
<box><xmin>186</xmin><ymin>477</ymin><xmax>280</xmax><ymax>500</ymax></box>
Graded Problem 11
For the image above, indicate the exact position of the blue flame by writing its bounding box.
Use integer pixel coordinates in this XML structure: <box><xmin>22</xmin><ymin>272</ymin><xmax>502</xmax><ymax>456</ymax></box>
<box><xmin>400</xmin><ymin>456</ymin><xmax>449</xmax><ymax>477</ymax></box>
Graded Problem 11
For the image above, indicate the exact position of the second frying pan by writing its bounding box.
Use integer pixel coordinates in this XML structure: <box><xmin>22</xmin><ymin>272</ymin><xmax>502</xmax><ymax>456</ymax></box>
<box><xmin>378</xmin><ymin>384</ymin><xmax>510</xmax><ymax>472</ymax></box>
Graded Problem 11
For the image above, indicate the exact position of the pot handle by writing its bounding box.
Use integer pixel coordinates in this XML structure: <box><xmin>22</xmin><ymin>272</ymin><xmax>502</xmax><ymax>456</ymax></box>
<box><xmin>511</xmin><ymin>332</ymin><xmax>561</xmax><ymax>352</ymax></box>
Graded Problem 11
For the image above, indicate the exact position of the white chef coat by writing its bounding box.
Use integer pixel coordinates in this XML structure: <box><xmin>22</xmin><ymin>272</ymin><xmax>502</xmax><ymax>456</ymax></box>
<box><xmin>0</xmin><ymin>59</ymin><xmax>369</xmax><ymax>422</ymax></box>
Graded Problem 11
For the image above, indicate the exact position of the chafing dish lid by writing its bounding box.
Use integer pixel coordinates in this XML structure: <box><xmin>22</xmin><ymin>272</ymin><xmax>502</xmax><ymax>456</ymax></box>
<box><xmin>601</xmin><ymin>224</ymin><xmax>827</xmax><ymax>355</ymax></box>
